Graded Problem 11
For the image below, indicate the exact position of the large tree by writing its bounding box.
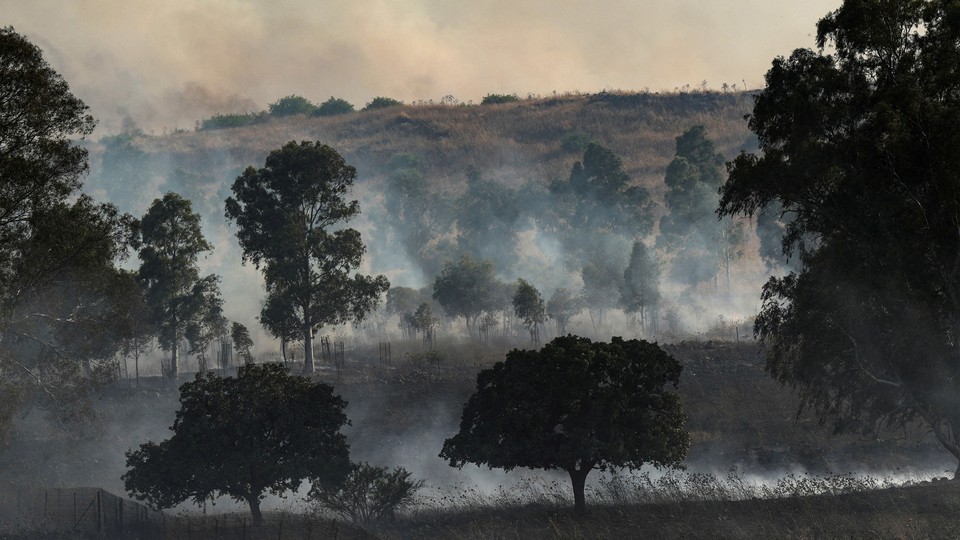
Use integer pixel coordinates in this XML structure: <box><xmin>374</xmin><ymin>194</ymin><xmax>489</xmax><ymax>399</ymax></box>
<box><xmin>225</xmin><ymin>141</ymin><xmax>389</xmax><ymax>373</ymax></box>
<box><xmin>136</xmin><ymin>193</ymin><xmax>214</xmax><ymax>381</ymax></box>
<box><xmin>719</xmin><ymin>0</ymin><xmax>960</xmax><ymax>475</ymax></box>
<box><xmin>440</xmin><ymin>335</ymin><xmax>689</xmax><ymax>514</ymax></box>
<box><xmin>123</xmin><ymin>363</ymin><xmax>351</xmax><ymax>526</ymax></box>
<box><xmin>0</xmin><ymin>27</ymin><xmax>139</xmax><ymax>438</ymax></box>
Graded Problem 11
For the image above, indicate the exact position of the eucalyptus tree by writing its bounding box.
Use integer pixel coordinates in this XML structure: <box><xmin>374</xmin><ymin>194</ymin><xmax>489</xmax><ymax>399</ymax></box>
<box><xmin>136</xmin><ymin>193</ymin><xmax>214</xmax><ymax>380</ymax></box>
<box><xmin>719</xmin><ymin>0</ymin><xmax>960</xmax><ymax>475</ymax></box>
<box><xmin>225</xmin><ymin>141</ymin><xmax>389</xmax><ymax>373</ymax></box>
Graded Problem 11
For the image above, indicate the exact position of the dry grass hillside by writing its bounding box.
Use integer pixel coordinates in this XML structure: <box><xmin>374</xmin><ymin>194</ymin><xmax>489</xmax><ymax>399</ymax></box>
<box><xmin>89</xmin><ymin>91</ymin><xmax>755</xmax><ymax>200</ymax></box>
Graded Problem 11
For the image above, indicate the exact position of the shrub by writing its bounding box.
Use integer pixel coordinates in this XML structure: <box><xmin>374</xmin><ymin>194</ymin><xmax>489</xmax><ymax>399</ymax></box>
<box><xmin>481</xmin><ymin>93</ymin><xmax>520</xmax><ymax>105</ymax></box>
<box><xmin>310</xmin><ymin>462</ymin><xmax>424</xmax><ymax>526</ymax></box>
<box><xmin>363</xmin><ymin>96</ymin><xmax>404</xmax><ymax>111</ymax></box>
<box><xmin>197</xmin><ymin>112</ymin><xmax>264</xmax><ymax>130</ymax></box>
<box><xmin>268</xmin><ymin>95</ymin><xmax>317</xmax><ymax>117</ymax></box>
<box><xmin>313</xmin><ymin>96</ymin><xmax>356</xmax><ymax>116</ymax></box>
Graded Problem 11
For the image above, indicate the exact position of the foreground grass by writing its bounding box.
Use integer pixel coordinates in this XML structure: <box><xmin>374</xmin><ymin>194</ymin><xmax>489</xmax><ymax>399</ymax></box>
<box><xmin>386</xmin><ymin>478</ymin><xmax>960</xmax><ymax>539</ymax></box>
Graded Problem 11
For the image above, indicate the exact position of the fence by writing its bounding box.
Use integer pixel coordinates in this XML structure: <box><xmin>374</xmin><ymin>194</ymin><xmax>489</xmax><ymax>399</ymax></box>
<box><xmin>0</xmin><ymin>486</ymin><xmax>165</xmax><ymax>539</ymax></box>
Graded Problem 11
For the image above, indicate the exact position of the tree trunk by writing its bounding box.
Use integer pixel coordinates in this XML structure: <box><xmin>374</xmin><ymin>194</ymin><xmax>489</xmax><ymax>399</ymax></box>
<box><xmin>169</xmin><ymin>328</ymin><xmax>179</xmax><ymax>382</ymax></box>
<box><xmin>568</xmin><ymin>466</ymin><xmax>590</xmax><ymax>515</ymax></box>
<box><xmin>954</xmin><ymin>459</ymin><xmax>960</xmax><ymax>481</ymax></box>
<box><xmin>247</xmin><ymin>495</ymin><xmax>263</xmax><ymax>527</ymax></box>
<box><xmin>303</xmin><ymin>325</ymin><xmax>314</xmax><ymax>374</ymax></box>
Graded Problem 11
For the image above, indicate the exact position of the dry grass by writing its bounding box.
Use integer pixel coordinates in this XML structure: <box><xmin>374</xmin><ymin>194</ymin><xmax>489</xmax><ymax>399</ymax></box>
<box><xmin>94</xmin><ymin>91</ymin><xmax>755</xmax><ymax>199</ymax></box>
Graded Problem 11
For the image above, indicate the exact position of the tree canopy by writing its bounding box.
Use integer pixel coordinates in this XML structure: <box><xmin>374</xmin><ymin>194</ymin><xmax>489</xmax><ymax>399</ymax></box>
<box><xmin>225</xmin><ymin>141</ymin><xmax>389</xmax><ymax>372</ymax></box>
<box><xmin>719</xmin><ymin>0</ymin><xmax>960</xmax><ymax>475</ymax></box>
<box><xmin>440</xmin><ymin>335</ymin><xmax>689</xmax><ymax>513</ymax></box>
<box><xmin>123</xmin><ymin>363</ymin><xmax>351</xmax><ymax>526</ymax></box>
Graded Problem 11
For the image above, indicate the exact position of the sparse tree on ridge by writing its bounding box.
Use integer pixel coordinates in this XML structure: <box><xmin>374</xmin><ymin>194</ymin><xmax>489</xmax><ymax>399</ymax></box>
<box><xmin>440</xmin><ymin>335</ymin><xmax>689</xmax><ymax>514</ymax></box>
<box><xmin>719</xmin><ymin>0</ymin><xmax>960</xmax><ymax>477</ymax></box>
<box><xmin>225</xmin><ymin>141</ymin><xmax>389</xmax><ymax>373</ymax></box>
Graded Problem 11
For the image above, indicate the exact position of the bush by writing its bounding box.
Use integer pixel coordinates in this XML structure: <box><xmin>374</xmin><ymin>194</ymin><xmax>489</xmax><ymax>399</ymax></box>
<box><xmin>268</xmin><ymin>95</ymin><xmax>317</xmax><ymax>117</ymax></box>
<box><xmin>481</xmin><ymin>93</ymin><xmax>520</xmax><ymax>105</ymax></box>
<box><xmin>197</xmin><ymin>112</ymin><xmax>264</xmax><ymax>130</ymax></box>
<box><xmin>313</xmin><ymin>96</ymin><xmax>356</xmax><ymax>116</ymax></box>
<box><xmin>310</xmin><ymin>462</ymin><xmax>424</xmax><ymax>526</ymax></box>
<box><xmin>363</xmin><ymin>96</ymin><xmax>404</xmax><ymax>111</ymax></box>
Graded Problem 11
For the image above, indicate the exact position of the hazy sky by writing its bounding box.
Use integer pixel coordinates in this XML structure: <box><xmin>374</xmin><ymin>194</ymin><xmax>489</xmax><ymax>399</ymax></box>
<box><xmin>5</xmin><ymin>0</ymin><xmax>841</xmax><ymax>134</ymax></box>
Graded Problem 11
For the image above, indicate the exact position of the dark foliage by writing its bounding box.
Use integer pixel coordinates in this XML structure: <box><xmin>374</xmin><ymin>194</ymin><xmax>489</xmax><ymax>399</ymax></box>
<box><xmin>440</xmin><ymin>335</ymin><xmax>689</xmax><ymax>513</ymax></box>
<box><xmin>719</xmin><ymin>0</ymin><xmax>960</xmax><ymax>475</ymax></box>
<box><xmin>123</xmin><ymin>363</ymin><xmax>351</xmax><ymax>526</ymax></box>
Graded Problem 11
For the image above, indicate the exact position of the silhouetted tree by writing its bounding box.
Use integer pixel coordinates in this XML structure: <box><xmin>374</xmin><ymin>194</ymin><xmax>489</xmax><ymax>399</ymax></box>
<box><xmin>620</xmin><ymin>240</ymin><xmax>661</xmax><ymax>335</ymax></box>
<box><xmin>719</xmin><ymin>0</ymin><xmax>960</xmax><ymax>477</ymax></box>
<box><xmin>440</xmin><ymin>335</ymin><xmax>689</xmax><ymax>514</ymax></box>
<box><xmin>124</xmin><ymin>364</ymin><xmax>351</xmax><ymax>526</ymax></box>
<box><xmin>513</xmin><ymin>279</ymin><xmax>545</xmax><ymax>347</ymax></box>
<box><xmin>136</xmin><ymin>193</ymin><xmax>214</xmax><ymax>381</ymax></box>
<box><xmin>230</xmin><ymin>322</ymin><xmax>254</xmax><ymax>365</ymax></box>
<box><xmin>225</xmin><ymin>141</ymin><xmax>389</xmax><ymax>372</ymax></box>
<box><xmin>184</xmin><ymin>276</ymin><xmax>227</xmax><ymax>372</ymax></box>
<box><xmin>0</xmin><ymin>27</ymin><xmax>138</xmax><ymax>437</ymax></box>
<box><xmin>546</xmin><ymin>288</ymin><xmax>580</xmax><ymax>336</ymax></box>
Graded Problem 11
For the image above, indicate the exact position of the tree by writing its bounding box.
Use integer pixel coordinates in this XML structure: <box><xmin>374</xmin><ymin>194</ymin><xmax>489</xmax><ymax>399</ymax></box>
<box><xmin>185</xmin><ymin>276</ymin><xmax>227</xmax><ymax>373</ymax></box>
<box><xmin>454</xmin><ymin>170</ymin><xmax>521</xmax><ymax>274</ymax></box>
<box><xmin>658</xmin><ymin>126</ymin><xmax>744</xmax><ymax>290</ymax></box>
<box><xmin>481</xmin><ymin>93</ymin><xmax>520</xmax><ymax>105</ymax></box>
<box><xmin>309</xmin><ymin>462</ymin><xmax>424</xmax><ymax>527</ymax></box>
<box><xmin>313</xmin><ymin>96</ymin><xmax>355</xmax><ymax>116</ymax></box>
<box><xmin>411</xmin><ymin>302</ymin><xmax>439</xmax><ymax>348</ymax></box>
<box><xmin>432</xmin><ymin>255</ymin><xmax>499</xmax><ymax>337</ymax></box>
<box><xmin>0</xmin><ymin>27</ymin><xmax>140</xmax><ymax>438</ymax></box>
<box><xmin>440</xmin><ymin>335</ymin><xmax>689</xmax><ymax>514</ymax></box>
<box><xmin>718</xmin><ymin>0</ymin><xmax>960</xmax><ymax>476</ymax></box>
<box><xmin>385</xmin><ymin>286</ymin><xmax>425</xmax><ymax>340</ymax></box>
<box><xmin>268</xmin><ymin>95</ymin><xmax>316</xmax><ymax>117</ymax></box>
<box><xmin>225</xmin><ymin>141</ymin><xmax>389</xmax><ymax>373</ymax></box>
<box><xmin>136</xmin><ymin>193</ymin><xmax>214</xmax><ymax>381</ymax></box>
<box><xmin>513</xmin><ymin>279</ymin><xmax>545</xmax><ymax>347</ymax></box>
<box><xmin>546</xmin><ymin>288</ymin><xmax>580</xmax><ymax>335</ymax></box>
<box><xmin>231</xmin><ymin>322</ymin><xmax>254</xmax><ymax>365</ymax></box>
<box><xmin>620</xmin><ymin>240</ymin><xmax>661</xmax><ymax>335</ymax></box>
<box><xmin>123</xmin><ymin>363</ymin><xmax>351</xmax><ymax>526</ymax></box>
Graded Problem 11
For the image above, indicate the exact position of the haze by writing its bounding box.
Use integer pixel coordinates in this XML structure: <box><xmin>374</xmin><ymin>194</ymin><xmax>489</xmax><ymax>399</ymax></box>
<box><xmin>3</xmin><ymin>0</ymin><xmax>839</xmax><ymax>134</ymax></box>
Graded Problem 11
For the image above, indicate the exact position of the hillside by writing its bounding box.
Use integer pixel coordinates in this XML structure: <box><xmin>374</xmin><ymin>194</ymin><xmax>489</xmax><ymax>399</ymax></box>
<box><xmin>84</xmin><ymin>91</ymin><xmax>755</xmax><ymax>212</ymax></box>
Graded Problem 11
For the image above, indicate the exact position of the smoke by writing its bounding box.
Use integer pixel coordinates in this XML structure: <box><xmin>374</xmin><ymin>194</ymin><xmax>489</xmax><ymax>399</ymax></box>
<box><xmin>5</xmin><ymin>0</ymin><xmax>840</xmax><ymax>134</ymax></box>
